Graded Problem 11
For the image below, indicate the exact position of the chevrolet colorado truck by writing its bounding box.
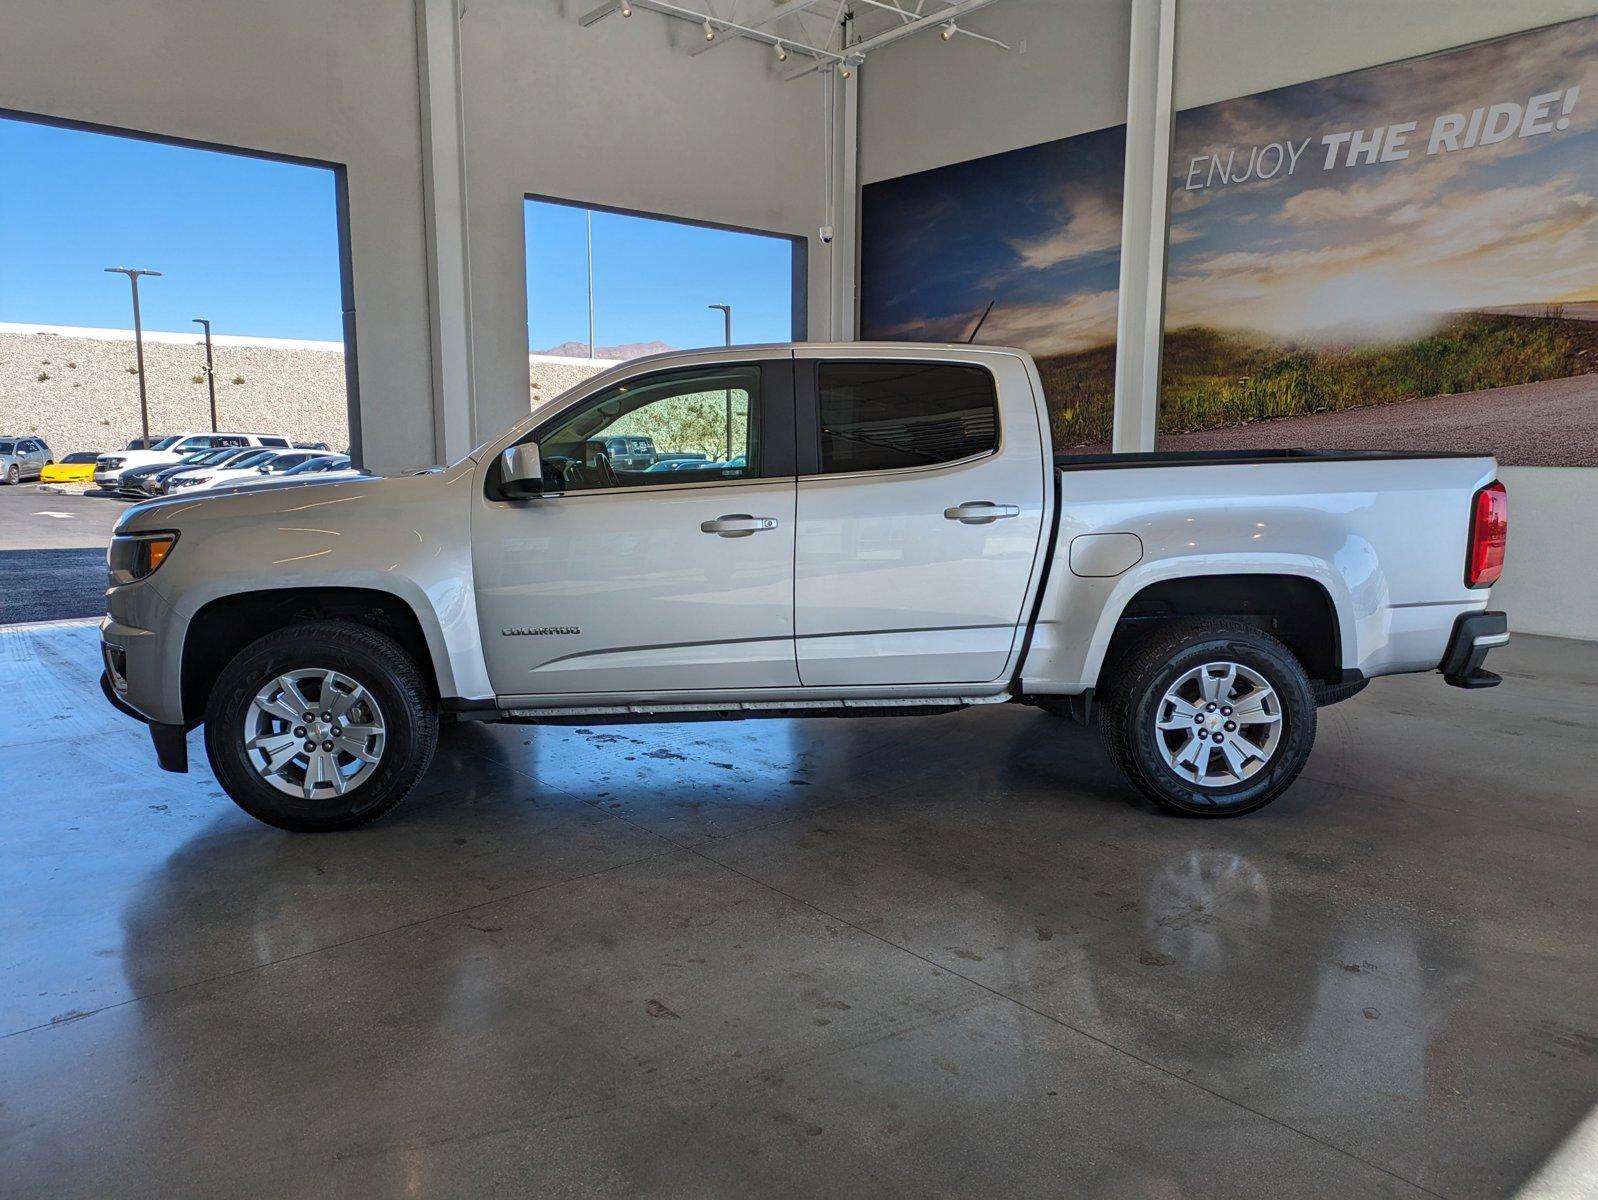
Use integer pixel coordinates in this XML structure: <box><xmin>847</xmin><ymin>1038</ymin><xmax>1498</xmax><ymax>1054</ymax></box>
<box><xmin>99</xmin><ymin>343</ymin><xmax>1510</xmax><ymax>831</ymax></box>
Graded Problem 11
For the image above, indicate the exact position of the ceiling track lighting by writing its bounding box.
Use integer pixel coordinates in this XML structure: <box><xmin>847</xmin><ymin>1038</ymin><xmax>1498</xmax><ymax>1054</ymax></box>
<box><xmin>837</xmin><ymin>60</ymin><xmax>851</xmax><ymax>78</ymax></box>
<box><xmin>774</xmin><ymin>40</ymin><xmax>788</xmax><ymax>62</ymax></box>
<box><xmin>940</xmin><ymin>20</ymin><xmax>956</xmax><ymax>40</ymax></box>
<box><xmin>703</xmin><ymin>16</ymin><xmax>716</xmax><ymax>40</ymax></box>
<box><xmin>619</xmin><ymin>0</ymin><xmax>632</xmax><ymax>14</ymax></box>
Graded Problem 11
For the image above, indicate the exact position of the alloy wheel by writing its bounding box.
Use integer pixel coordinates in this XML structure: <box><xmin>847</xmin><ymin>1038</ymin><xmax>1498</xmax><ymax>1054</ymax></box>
<box><xmin>243</xmin><ymin>668</ymin><xmax>386</xmax><ymax>800</ymax></box>
<box><xmin>1154</xmin><ymin>660</ymin><xmax>1284</xmax><ymax>788</ymax></box>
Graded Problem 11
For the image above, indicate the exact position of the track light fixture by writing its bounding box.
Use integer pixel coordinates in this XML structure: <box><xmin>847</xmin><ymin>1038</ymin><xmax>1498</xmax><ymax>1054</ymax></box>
<box><xmin>703</xmin><ymin>16</ymin><xmax>715</xmax><ymax>40</ymax></box>
<box><xmin>838</xmin><ymin>60</ymin><xmax>851</xmax><ymax>78</ymax></box>
<box><xmin>619</xmin><ymin>0</ymin><xmax>632</xmax><ymax>14</ymax></box>
<box><xmin>774</xmin><ymin>40</ymin><xmax>788</xmax><ymax>62</ymax></box>
<box><xmin>940</xmin><ymin>20</ymin><xmax>956</xmax><ymax>40</ymax></box>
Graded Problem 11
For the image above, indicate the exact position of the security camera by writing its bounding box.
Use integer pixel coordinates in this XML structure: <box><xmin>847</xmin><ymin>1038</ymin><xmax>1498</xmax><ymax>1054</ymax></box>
<box><xmin>819</xmin><ymin>225</ymin><xmax>834</xmax><ymax>244</ymax></box>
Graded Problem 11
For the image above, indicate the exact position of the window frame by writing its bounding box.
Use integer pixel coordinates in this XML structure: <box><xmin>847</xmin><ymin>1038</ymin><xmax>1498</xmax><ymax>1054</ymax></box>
<box><xmin>794</xmin><ymin>358</ymin><xmax>1003</xmax><ymax>480</ymax></box>
<box><xmin>486</xmin><ymin>358</ymin><xmax>797</xmax><ymax>500</ymax></box>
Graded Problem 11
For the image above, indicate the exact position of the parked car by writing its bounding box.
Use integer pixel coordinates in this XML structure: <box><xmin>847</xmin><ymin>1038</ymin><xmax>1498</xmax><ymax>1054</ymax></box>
<box><xmin>159</xmin><ymin>449</ymin><xmax>326</xmax><ymax>494</ymax></box>
<box><xmin>224</xmin><ymin>455</ymin><xmax>368</xmax><ymax>492</ymax></box>
<box><xmin>596</xmin><ymin>435</ymin><xmax>658</xmax><ymax>471</ymax></box>
<box><xmin>122</xmin><ymin>436</ymin><xmax>170</xmax><ymax>452</ymax></box>
<box><xmin>100</xmin><ymin>343</ymin><xmax>1509</xmax><ymax>832</ymax></box>
<box><xmin>40</xmin><ymin>450</ymin><xmax>101</xmax><ymax>484</ymax></box>
<box><xmin>94</xmin><ymin>432</ymin><xmax>292</xmax><ymax>492</ymax></box>
<box><xmin>1</xmin><ymin>436</ymin><xmax>53</xmax><ymax>484</ymax></box>
<box><xmin>122</xmin><ymin>447</ymin><xmax>261</xmax><ymax>497</ymax></box>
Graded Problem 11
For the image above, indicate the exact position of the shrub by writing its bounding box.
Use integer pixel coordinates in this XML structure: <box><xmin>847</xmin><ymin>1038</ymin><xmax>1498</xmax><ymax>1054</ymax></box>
<box><xmin>36</xmin><ymin>371</ymin><xmax>50</xmax><ymax>382</ymax></box>
<box><xmin>231</xmin><ymin>375</ymin><xmax>246</xmax><ymax>385</ymax></box>
<box><xmin>192</xmin><ymin>374</ymin><xmax>206</xmax><ymax>384</ymax></box>
<box><xmin>125</xmin><ymin>366</ymin><xmax>139</xmax><ymax>375</ymax></box>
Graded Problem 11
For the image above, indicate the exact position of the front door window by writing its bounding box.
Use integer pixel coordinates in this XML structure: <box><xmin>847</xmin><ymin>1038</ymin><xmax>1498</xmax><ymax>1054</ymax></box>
<box><xmin>537</xmin><ymin>365</ymin><xmax>762</xmax><ymax>491</ymax></box>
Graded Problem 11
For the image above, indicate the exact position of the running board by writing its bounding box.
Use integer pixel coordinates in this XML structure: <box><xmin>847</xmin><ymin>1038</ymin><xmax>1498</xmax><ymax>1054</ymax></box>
<box><xmin>497</xmin><ymin>693</ymin><xmax>1012</xmax><ymax>723</ymax></box>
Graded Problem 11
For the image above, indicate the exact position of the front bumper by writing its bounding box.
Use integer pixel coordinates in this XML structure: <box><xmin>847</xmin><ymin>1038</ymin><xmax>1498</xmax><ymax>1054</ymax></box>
<box><xmin>100</xmin><ymin>661</ymin><xmax>190</xmax><ymax>773</ymax></box>
<box><xmin>1440</xmin><ymin>610</ymin><xmax>1508</xmax><ymax>689</ymax></box>
<box><xmin>100</xmin><ymin>581</ymin><xmax>192</xmax><ymax>771</ymax></box>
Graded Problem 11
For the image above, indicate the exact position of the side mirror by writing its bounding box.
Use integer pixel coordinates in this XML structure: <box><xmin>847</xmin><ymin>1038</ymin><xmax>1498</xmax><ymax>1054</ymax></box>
<box><xmin>499</xmin><ymin>442</ymin><xmax>546</xmax><ymax>499</ymax></box>
<box><xmin>257</xmin><ymin>465</ymin><xmax>270</xmax><ymax>474</ymax></box>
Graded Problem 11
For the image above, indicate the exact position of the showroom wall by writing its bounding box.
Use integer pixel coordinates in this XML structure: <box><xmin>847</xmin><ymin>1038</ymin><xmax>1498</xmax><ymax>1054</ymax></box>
<box><xmin>860</xmin><ymin>0</ymin><xmax>1598</xmax><ymax>640</ymax></box>
<box><xmin>455</xmin><ymin>0</ymin><xmax>830</xmax><ymax>443</ymax></box>
<box><xmin>0</xmin><ymin>0</ymin><xmax>433</xmax><ymax>472</ymax></box>
<box><xmin>0</xmin><ymin>0</ymin><xmax>834</xmax><ymax>473</ymax></box>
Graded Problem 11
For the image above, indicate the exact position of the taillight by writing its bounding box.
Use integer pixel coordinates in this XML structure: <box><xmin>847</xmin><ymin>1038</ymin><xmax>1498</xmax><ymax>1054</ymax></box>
<box><xmin>1466</xmin><ymin>481</ymin><xmax>1507</xmax><ymax>587</ymax></box>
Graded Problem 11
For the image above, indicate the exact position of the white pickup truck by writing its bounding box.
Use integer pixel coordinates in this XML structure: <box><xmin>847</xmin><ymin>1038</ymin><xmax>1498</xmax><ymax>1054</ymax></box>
<box><xmin>99</xmin><ymin>343</ymin><xmax>1509</xmax><ymax>831</ymax></box>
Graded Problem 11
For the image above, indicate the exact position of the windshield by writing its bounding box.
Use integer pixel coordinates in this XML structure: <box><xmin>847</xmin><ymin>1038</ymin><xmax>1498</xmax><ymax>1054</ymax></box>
<box><xmin>153</xmin><ymin>436</ymin><xmax>182</xmax><ymax>450</ymax></box>
<box><xmin>230</xmin><ymin>450</ymin><xmax>277</xmax><ymax>469</ymax></box>
<box><xmin>64</xmin><ymin>452</ymin><xmax>99</xmax><ymax>464</ymax></box>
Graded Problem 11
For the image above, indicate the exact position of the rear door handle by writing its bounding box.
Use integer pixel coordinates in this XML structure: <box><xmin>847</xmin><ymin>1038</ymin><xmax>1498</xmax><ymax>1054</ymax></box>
<box><xmin>944</xmin><ymin>502</ymin><xmax>1021</xmax><ymax>524</ymax></box>
<box><xmin>700</xmin><ymin>514</ymin><xmax>779</xmax><ymax>538</ymax></box>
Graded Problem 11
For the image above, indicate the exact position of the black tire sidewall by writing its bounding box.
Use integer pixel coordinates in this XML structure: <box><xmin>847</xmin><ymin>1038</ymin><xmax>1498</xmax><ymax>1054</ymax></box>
<box><xmin>204</xmin><ymin>627</ymin><xmax>432</xmax><ymax>831</ymax></box>
<box><xmin>1122</xmin><ymin>632</ymin><xmax>1315</xmax><ymax>817</ymax></box>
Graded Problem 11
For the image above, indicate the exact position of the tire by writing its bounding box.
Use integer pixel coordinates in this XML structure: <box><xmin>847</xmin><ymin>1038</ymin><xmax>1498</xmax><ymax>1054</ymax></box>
<box><xmin>1099</xmin><ymin>620</ymin><xmax>1316</xmax><ymax>818</ymax></box>
<box><xmin>203</xmin><ymin>620</ymin><xmax>438</xmax><ymax>831</ymax></box>
<box><xmin>4</xmin><ymin>465</ymin><xmax>17</xmax><ymax>485</ymax></box>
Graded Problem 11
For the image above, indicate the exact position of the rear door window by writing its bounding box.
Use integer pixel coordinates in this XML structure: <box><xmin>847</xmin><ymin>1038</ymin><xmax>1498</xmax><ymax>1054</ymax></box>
<box><xmin>814</xmin><ymin>361</ymin><xmax>999</xmax><ymax>475</ymax></box>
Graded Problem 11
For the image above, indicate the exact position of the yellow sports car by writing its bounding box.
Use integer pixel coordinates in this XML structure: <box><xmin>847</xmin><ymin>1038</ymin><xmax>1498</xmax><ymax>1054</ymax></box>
<box><xmin>40</xmin><ymin>451</ymin><xmax>101</xmax><ymax>483</ymax></box>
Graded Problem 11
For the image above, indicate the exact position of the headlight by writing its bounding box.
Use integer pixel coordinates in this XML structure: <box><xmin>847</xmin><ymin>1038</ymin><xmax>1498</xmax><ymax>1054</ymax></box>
<box><xmin>171</xmin><ymin>475</ymin><xmax>209</xmax><ymax>488</ymax></box>
<box><xmin>108</xmin><ymin>531</ymin><xmax>179</xmax><ymax>584</ymax></box>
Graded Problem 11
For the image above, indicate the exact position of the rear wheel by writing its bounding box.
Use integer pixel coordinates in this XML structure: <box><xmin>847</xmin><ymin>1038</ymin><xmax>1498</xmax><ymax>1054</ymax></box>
<box><xmin>203</xmin><ymin>621</ymin><xmax>438</xmax><ymax>831</ymax></box>
<box><xmin>1100</xmin><ymin>620</ymin><xmax>1316</xmax><ymax>817</ymax></box>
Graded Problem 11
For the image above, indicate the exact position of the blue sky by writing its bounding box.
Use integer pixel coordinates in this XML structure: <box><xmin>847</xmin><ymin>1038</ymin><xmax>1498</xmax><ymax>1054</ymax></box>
<box><xmin>524</xmin><ymin>199</ymin><xmax>795</xmax><ymax>353</ymax></box>
<box><xmin>0</xmin><ymin>117</ymin><xmax>344</xmax><ymax>340</ymax></box>
<box><xmin>0</xmin><ymin>115</ymin><xmax>796</xmax><ymax>349</ymax></box>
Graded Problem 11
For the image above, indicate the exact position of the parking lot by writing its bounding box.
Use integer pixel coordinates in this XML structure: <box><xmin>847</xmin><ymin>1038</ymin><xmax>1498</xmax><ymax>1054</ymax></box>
<box><xmin>0</xmin><ymin>483</ymin><xmax>128</xmax><ymax>624</ymax></box>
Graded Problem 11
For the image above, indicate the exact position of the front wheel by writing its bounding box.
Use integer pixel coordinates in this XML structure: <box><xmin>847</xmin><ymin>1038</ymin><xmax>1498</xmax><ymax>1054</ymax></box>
<box><xmin>204</xmin><ymin>621</ymin><xmax>438</xmax><ymax>831</ymax></box>
<box><xmin>1099</xmin><ymin>620</ymin><xmax>1316</xmax><ymax>817</ymax></box>
<box><xmin>4</xmin><ymin>465</ymin><xmax>17</xmax><ymax>485</ymax></box>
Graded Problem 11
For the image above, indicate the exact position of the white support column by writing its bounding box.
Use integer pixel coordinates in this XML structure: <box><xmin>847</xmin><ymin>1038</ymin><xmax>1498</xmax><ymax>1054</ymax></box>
<box><xmin>828</xmin><ymin>66</ymin><xmax>860</xmax><ymax>340</ymax></box>
<box><xmin>1111</xmin><ymin>0</ymin><xmax>1177</xmax><ymax>452</ymax></box>
<box><xmin>416</xmin><ymin>0</ymin><xmax>476</xmax><ymax>463</ymax></box>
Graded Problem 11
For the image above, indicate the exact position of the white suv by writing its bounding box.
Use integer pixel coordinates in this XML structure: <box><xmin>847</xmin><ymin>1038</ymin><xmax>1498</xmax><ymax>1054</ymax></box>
<box><xmin>94</xmin><ymin>433</ymin><xmax>292</xmax><ymax>492</ymax></box>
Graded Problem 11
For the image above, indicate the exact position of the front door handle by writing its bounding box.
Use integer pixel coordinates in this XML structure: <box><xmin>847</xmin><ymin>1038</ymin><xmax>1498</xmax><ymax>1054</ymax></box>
<box><xmin>700</xmin><ymin>514</ymin><xmax>779</xmax><ymax>538</ymax></box>
<box><xmin>944</xmin><ymin>502</ymin><xmax>1021</xmax><ymax>525</ymax></box>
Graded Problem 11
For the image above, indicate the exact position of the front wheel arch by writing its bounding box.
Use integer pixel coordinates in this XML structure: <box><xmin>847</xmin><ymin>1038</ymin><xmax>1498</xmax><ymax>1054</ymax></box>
<box><xmin>181</xmin><ymin>587</ymin><xmax>442</xmax><ymax>724</ymax></box>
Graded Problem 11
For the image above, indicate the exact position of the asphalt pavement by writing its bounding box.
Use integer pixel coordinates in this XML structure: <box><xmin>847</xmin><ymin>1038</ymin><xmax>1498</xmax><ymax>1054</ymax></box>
<box><xmin>0</xmin><ymin>483</ymin><xmax>132</xmax><ymax>623</ymax></box>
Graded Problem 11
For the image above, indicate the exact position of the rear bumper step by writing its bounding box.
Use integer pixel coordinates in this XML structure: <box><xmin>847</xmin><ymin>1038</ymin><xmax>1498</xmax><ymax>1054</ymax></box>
<box><xmin>1440</xmin><ymin>610</ymin><xmax>1508</xmax><ymax>689</ymax></box>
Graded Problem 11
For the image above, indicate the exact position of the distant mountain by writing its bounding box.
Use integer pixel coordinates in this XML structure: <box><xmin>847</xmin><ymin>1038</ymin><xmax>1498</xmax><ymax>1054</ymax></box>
<box><xmin>534</xmin><ymin>339</ymin><xmax>674</xmax><ymax>361</ymax></box>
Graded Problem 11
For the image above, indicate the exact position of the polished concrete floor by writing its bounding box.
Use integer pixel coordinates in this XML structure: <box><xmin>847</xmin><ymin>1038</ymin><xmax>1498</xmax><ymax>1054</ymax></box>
<box><xmin>1</xmin><ymin>621</ymin><xmax>1594</xmax><ymax>1199</ymax></box>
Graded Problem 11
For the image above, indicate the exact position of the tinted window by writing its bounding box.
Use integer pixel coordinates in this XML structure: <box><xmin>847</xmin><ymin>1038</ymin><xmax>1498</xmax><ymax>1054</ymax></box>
<box><xmin>64</xmin><ymin>452</ymin><xmax>99</xmax><ymax>464</ymax></box>
<box><xmin>816</xmin><ymin>362</ymin><xmax>998</xmax><ymax>474</ymax></box>
<box><xmin>0</xmin><ymin>442</ymin><xmax>14</xmax><ymax>454</ymax></box>
<box><xmin>259</xmin><ymin>436</ymin><xmax>289</xmax><ymax>447</ymax></box>
<box><xmin>538</xmin><ymin>365</ymin><xmax>762</xmax><ymax>492</ymax></box>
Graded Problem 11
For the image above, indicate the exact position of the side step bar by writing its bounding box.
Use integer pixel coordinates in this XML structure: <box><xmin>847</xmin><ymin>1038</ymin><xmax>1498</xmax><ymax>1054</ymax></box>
<box><xmin>499</xmin><ymin>693</ymin><xmax>1012</xmax><ymax>723</ymax></box>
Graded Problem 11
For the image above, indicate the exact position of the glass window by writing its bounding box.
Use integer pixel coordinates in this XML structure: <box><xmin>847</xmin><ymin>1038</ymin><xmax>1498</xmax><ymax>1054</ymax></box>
<box><xmin>816</xmin><ymin>362</ymin><xmax>998</xmax><ymax>474</ymax></box>
<box><xmin>537</xmin><ymin>365</ymin><xmax>762</xmax><ymax>492</ymax></box>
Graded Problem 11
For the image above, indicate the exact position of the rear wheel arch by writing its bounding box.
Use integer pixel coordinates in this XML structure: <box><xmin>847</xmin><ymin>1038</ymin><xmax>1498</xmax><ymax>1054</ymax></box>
<box><xmin>180</xmin><ymin>586</ymin><xmax>443</xmax><ymax>724</ymax></box>
<box><xmin>1097</xmin><ymin>572</ymin><xmax>1346</xmax><ymax>686</ymax></box>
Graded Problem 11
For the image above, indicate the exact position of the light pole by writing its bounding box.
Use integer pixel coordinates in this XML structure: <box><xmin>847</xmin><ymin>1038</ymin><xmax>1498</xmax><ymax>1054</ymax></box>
<box><xmin>105</xmin><ymin>267</ymin><xmax>162</xmax><ymax>446</ymax></box>
<box><xmin>192</xmin><ymin>318</ymin><xmax>217</xmax><ymax>432</ymax></box>
<box><xmin>586</xmin><ymin>210</ymin><xmax>596</xmax><ymax>360</ymax></box>
<box><xmin>709</xmin><ymin>304</ymin><xmax>732</xmax><ymax>459</ymax></box>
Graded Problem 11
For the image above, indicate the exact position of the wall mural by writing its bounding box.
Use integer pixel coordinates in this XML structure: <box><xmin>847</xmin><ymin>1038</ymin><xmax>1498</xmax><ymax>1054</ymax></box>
<box><xmin>859</xmin><ymin>16</ymin><xmax>1598</xmax><ymax>465</ymax></box>
<box><xmin>859</xmin><ymin>124</ymin><xmax>1126</xmax><ymax>449</ymax></box>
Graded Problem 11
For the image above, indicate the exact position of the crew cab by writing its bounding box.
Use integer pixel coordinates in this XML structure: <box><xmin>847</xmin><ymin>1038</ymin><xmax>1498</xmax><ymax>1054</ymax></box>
<box><xmin>94</xmin><ymin>432</ymin><xmax>291</xmax><ymax>492</ymax></box>
<box><xmin>99</xmin><ymin>344</ymin><xmax>1509</xmax><ymax>831</ymax></box>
